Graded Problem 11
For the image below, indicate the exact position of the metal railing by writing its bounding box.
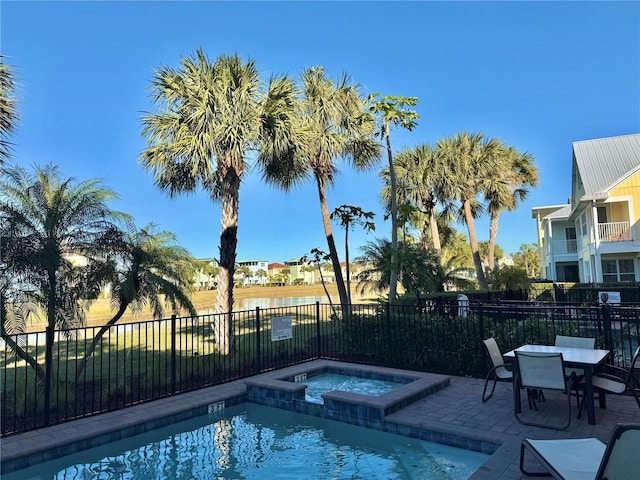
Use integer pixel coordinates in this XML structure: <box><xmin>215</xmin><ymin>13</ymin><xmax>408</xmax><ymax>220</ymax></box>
<box><xmin>598</xmin><ymin>221</ymin><xmax>632</xmax><ymax>242</ymax></box>
<box><xmin>1</xmin><ymin>302</ymin><xmax>638</xmax><ymax>437</ymax></box>
<box><xmin>551</xmin><ymin>238</ymin><xmax>578</xmax><ymax>253</ymax></box>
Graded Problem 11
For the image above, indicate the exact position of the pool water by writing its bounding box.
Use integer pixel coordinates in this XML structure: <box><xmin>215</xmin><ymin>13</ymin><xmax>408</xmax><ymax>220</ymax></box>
<box><xmin>6</xmin><ymin>404</ymin><xmax>488</xmax><ymax>480</ymax></box>
<box><xmin>303</xmin><ymin>372</ymin><xmax>403</xmax><ymax>404</ymax></box>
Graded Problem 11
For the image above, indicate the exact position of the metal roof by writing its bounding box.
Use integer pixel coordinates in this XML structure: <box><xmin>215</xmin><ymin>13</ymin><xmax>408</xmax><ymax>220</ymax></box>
<box><xmin>544</xmin><ymin>204</ymin><xmax>572</xmax><ymax>220</ymax></box>
<box><xmin>572</xmin><ymin>133</ymin><xmax>640</xmax><ymax>200</ymax></box>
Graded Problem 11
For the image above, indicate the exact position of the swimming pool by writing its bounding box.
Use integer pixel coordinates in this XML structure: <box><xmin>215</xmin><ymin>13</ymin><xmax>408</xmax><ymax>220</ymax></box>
<box><xmin>4</xmin><ymin>403</ymin><xmax>488</xmax><ymax>480</ymax></box>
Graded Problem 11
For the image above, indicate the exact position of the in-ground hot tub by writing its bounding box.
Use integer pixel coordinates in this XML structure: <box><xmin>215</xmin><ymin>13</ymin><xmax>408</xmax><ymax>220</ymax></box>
<box><xmin>245</xmin><ymin>360</ymin><xmax>451</xmax><ymax>427</ymax></box>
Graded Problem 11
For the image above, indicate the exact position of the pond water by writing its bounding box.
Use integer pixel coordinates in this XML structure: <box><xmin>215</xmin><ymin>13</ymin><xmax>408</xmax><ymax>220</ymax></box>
<box><xmin>199</xmin><ymin>296</ymin><xmax>330</xmax><ymax>314</ymax></box>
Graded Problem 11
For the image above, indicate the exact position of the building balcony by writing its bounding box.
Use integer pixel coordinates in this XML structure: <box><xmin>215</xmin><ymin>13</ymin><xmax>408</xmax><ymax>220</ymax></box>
<box><xmin>551</xmin><ymin>239</ymin><xmax>578</xmax><ymax>254</ymax></box>
<box><xmin>598</xmin><ymin>222</ymin><xmax>633</xmax><ymax>242</ymax></box>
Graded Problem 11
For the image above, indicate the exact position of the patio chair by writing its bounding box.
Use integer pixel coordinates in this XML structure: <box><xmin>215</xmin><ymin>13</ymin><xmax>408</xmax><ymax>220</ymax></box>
<box><xmin>578</xmin><ymin>346</ymin><xmax>640</xmax><ymax>418</ymax></box>
<box><xmin>555</xmin><ymin>335</ymin><xmax>595</xmax><ymax>378</ymax></box>
<box><xmin>514</xmin><ymin>351</ymin><xmax>578</xmax><ymax>430</ymax></box>
<box><xmin>481</xmin><ymin>338</ymin><xmax>513</xmax><ymax>402</ymax></box>
<box><xmin>555</xmin><ymin>335</ymin><xmax>595</xmax><ymax>401</ymax></box>
<box><xmin>519</xmin><ymin>423</ymin><xmax>640</xmax><ymax>479</ymax></box>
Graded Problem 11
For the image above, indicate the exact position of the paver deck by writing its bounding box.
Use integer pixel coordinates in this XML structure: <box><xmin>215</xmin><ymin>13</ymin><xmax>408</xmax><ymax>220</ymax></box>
<box><xmin>2</xmin><ymin>360</ymin><xmax>639</xmax><ymax>479</ymax></box>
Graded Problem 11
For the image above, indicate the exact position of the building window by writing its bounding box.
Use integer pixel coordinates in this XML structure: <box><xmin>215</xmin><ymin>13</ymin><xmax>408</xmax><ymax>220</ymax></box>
<box><xmin>580</xmin><ymin>213</ymin><xmax>587</xmax><ymax>238</ymax></box>
<box><xmin>602</xmin><ymin>259</ymin><xmax>636</xmax><ymax>283</ymax></box>
<box><xmin>583</xmin><ymin>259</ymin><xmax>592</xmax><ymax>283</ymax></box>
<box><xmin>565</xmin><ymin>227</ymin><xmax>577</xmax><ymax>252</ymax></box>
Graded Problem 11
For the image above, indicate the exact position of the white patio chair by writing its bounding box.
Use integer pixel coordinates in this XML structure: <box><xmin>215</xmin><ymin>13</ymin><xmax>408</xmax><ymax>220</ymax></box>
<box><xmin>514</xmin><ymin>351</ymin><xmax>578</xmax><ymax>430</ymax></box>
<box><xmin>519</xmin><ymin>423</ymin><xmax>640</xmax><ymax>479</ymax></box>
<box><xmin>554</xmin><ymin>335</ymin><xmax>595</xmax><ymax>404</ymax></box>
<box><xmin>555</xmin><ymin>335</ymin><xmax>595</xmax><ymax>378</ymax></box>
<box><xmin>481</xmin><ymin>338</ymin><xmax>512</xmax><ymax>402</ymax></box>
<box><xmin>578</xmin><ymin>346</ymin><xmax>640</xmax><ymax>418</ymax></box>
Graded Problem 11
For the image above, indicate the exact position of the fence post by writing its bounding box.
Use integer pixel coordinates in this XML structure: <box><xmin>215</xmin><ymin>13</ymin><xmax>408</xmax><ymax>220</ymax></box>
<box><xmin>315</xmin><ymin>302</ymin><xmax>321</xmax><ymax>358</ymax></box>
<box><xmin>478</xmin><ymin>303</ymin><xmax>485</xmax><ymax>342</ymax></box>
<box><xmin>170</xmin><ymin>314</ymin><xmax>176</xmax><ymax>395</ymax></box>
<box><xmin>385</xmin><ymin>302</ymin><xmax>392</xmax><ymax>358</ymax></box>
<box><xmin>255</xmin><ymin>307</ymin><xmax>261</xmax><ymax>373</ymax></box>
<box><xmin>602</xmin><ymin>304</ymin><xmax>613</xmax><ymax>360</ymax></box>
<box><xmin>43</xmin><ymin>325</ymin><xmax>54</xmax><ymax>426</ymax></box>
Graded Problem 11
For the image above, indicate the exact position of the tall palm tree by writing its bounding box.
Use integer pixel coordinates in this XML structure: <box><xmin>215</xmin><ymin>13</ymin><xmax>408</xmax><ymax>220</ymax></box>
<box><xmin>140</xmin><ymin>50</ymin><xmax>298</xmax><ymax>353</ymax></box>
<box><xmin>0</xmin><ymin>55</ymin><xmax>18</xmax><ymax>163</ymax></box>
<box><xmin>368</xmin><ymin>95</ymin><xmax>418</xmax><ymax>303</ymax></box>
<box><xmin>76</xmin><ymin>223</ymin><xmax>197</xmax><ymax>378</ymax></box>
<box><xmin>1</xmin><ymin>164</ymin><xmax>122</xmax><ymax>389</ymax></box>
<box><xmin>383</xmin><ymin>144</ymin><xmax>455</xmax><ymax>256</ymax></box>
<box><xmin>264</xmin><ymin>67</ymin><xmax>379</xmax><ymax>310</ymax></box>
<box><xmin>436</xmin><ymin>132</ymin><xmax>501</xmax><ymax>290</ymax></box>
<box><xmin>483</xmin><ymin>146</ymin><xmax>538</xmax><ymax>271</ymax></box>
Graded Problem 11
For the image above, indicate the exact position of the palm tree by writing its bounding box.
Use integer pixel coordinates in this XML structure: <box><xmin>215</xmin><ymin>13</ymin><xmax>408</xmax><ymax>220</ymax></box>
<box><xmin>355</xmin><ymin>238</ymin><xmax>457</xmax><ymax>300</ymax></box>
<box><xmin>0</xmin><ymin>55</ymin><xmax>18</xmax><ymax>163</ymax></box>
<box><xmin>483</xmin><ymin>146</ymin><xmax>538</xmax><ymax>271</ymax></box>
<box><xmin>139</xmin><ymin>50</ymin><xmax>298</xmax><ymax>353</ymax></box>
<box><xmin>436</xmin><ymin>132</ymin><xmax>501</xmax><ymax>290</ymax></box>
<box><xmin>1</xmin><ymin>164</ymin><xmax>122</xmax><ymax>331</ymax></box>
<box><xmin>264</xmin><ymin>67</ymin><xmax>379</xmax><ymax>310</ymax></box>
<box><xmin>368</xmin><ymin>95</ymin><xmax>418</xmax><ymax>303</ymax></box>
<box><xmin>330</xmin><ymin>205</ymin><xmax>375</xmax><ymax>304</ymax></box>
<box><xmin>75</xmin><ymin>223</ymin><xmax>197</xmax><ymax>379</ymax></box>
<box><xmin>1</xmin><ymin>164</ymin><xmax>122</xmax><ymax>403</ymax></box>
<box><xmin>383</xmin><ymin>144</ymin><xmax>454</xmax><ymax>256</ymax></box>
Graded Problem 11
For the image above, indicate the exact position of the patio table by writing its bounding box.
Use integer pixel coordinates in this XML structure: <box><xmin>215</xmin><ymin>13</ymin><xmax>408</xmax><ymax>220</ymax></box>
<box><xmin>504</xmin><ymin>345</ymin><xmax>610</xmax><ymax>425</ymax></box>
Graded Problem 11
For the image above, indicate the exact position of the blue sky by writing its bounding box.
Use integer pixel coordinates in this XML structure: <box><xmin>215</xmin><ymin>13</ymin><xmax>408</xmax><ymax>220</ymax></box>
<box><xmin>2</xmin><ymin>1</ymin><xmax>639</xmax><ymax>264</ymax></box>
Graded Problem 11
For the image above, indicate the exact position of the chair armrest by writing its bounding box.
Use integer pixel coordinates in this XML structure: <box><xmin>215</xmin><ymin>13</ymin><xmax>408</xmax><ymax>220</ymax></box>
<box><xmin>596</xmin><ymin>364</ymin><xmax>627</xmax><ymax>379</ymax></box>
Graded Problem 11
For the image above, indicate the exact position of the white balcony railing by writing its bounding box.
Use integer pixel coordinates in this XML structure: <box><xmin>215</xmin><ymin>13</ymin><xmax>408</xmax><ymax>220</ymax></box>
<box><xmin>598</xmin><ymin>222</ymin><xmax>632</xmax><ymax>242</ymax></box>
<box><xmin>551</xmin><ymin>239</ymin><xmax>578</xmax><ymax>254</ymax></box>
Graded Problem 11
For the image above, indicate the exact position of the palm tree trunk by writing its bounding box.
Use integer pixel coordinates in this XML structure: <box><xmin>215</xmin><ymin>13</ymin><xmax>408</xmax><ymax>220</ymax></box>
<box><xmin>0</xmin><ymin>331</ymin><xmax>46</xmax><ymax>381</ymax></box>
<box><xmin>429</xmin><ymin>208</ymin><xmax>442</xmax><ymax>256</ymax></box>
<box><xmin>44</xmin><ymin>269</ymin><xmax>56</xmax><ymax>425</ymax></box>
<box><xmin>463</xmin><ymin>199</ymin><xmax>489</xmax><ymax>290</ymax></box>
<box><xmin>214</xmin><ymin>168</ymin><xmax>240</xmax><ymax>354</ymax></box>
<box><xmin>75</xmin><ymin>302</ymin><xmax>128</xmax><ymax>381</ymax></box>
<box><xmin>386</xmin><ymin>133</ymin><xmax>399</xmax><ymax>304</ymax></box>
<box><xmin>0</xmin><ymin>293</ymin><xmax>46</xmax><ymax>381</ymax></box>
<box><xmin>345</xmin><ymin>226</ymin><xmax>351</xmax><ymax>304</ymax></box>
<box><xmin>317</xmin><ymin>265</ymin><xmax>338</xmax><ymax>317</ymax></box>
<box><xmin>488</xmin><ymin>213</ymin><xmax>499</xmax><ymax>273</ymax></box>
<box><xmin>315</xmin><ymin>177</ymin><xmax>349</xmax><ymax>312</ymax></box>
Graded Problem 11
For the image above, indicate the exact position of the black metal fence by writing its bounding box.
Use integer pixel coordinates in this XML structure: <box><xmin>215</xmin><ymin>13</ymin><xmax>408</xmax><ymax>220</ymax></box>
<box><xmin>1</xmin><ymin>302</ymin><xmax>639</xmax><ymax>437</ymax></box>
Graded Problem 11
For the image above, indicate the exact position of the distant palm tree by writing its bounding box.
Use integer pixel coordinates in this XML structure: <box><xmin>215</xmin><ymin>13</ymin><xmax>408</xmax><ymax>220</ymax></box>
<box><xmin>436</xmin><ymin>132</ymin><xmax>501</xmax><ymax>290</ymax></box>
<box><xmin>483</xmin><ymin>146</ymin><xmax>538</xmax><ymax>271</ymax></box>
<box><xmin>0</xmin><ymin>56</ymin><xmax>18</xmax><ymax>163</ymax></box>
<box><xmin>1</xmin><ymin>164</ymin><xmax>122</xmax><ymax>389</ymax></box>
<box><xmin>76</xmin><ymin>223</ymin><xmax>197</xmax><ymax>378</ymax></box>
<box><xmin>368</xmin><ymin>95</ymin><xmax>418</xmax><ymax>303</ymax></box>
<box><xmin>140</xmin><ymin>50</ymin><xmax>298</xmax><ymax>353</ymax></box>
<box><xmin>356</xmin><ymin>238</ymin><xmax>461</xmax><ymax>299</ymax></box>
<box><xmin>265</xmin><ymin>67</ymin><xmax>379</xmax><ymax>309</ymax></box>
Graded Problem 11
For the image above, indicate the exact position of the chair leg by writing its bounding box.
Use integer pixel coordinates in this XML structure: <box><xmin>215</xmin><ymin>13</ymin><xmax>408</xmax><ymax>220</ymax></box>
<box><xmin>519</xmin><ymin>442</ymin><xmax>553</xmax><ymax>477</ymax></box>
<box><xmin>515</xmin><ymin>387</ymin><xmax>572</xmax><ymax>431</ymax></box>
<box><xmin>482</xmin><ymin>370</ymin><xmax>498</xmax><ymax>403</ymax></box>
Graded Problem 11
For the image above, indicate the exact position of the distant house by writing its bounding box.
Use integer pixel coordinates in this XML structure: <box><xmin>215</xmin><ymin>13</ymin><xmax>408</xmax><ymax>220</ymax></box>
<box><xmin>236</xmin><ymin>260</ymin><xmax>268</xmax><ymax>286</ymax></box>
<box><xmin>194</xmin><ymin>258</ymin><xmax>219</xmax><ymax>290</ymax></box>
<box><xmin>284</xmin><ymin>258</ymin><xmax>316</xmax><ymax>284</ymax></box>
<box><xmin>267</xmin><ymin>262</ymin><xmax>289</xmax><ymax>285</ymax></box>
<box><xmin>532</xmin><ymin>133</ymin><xmax>640</xmax><ymax>283</ymax></box>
